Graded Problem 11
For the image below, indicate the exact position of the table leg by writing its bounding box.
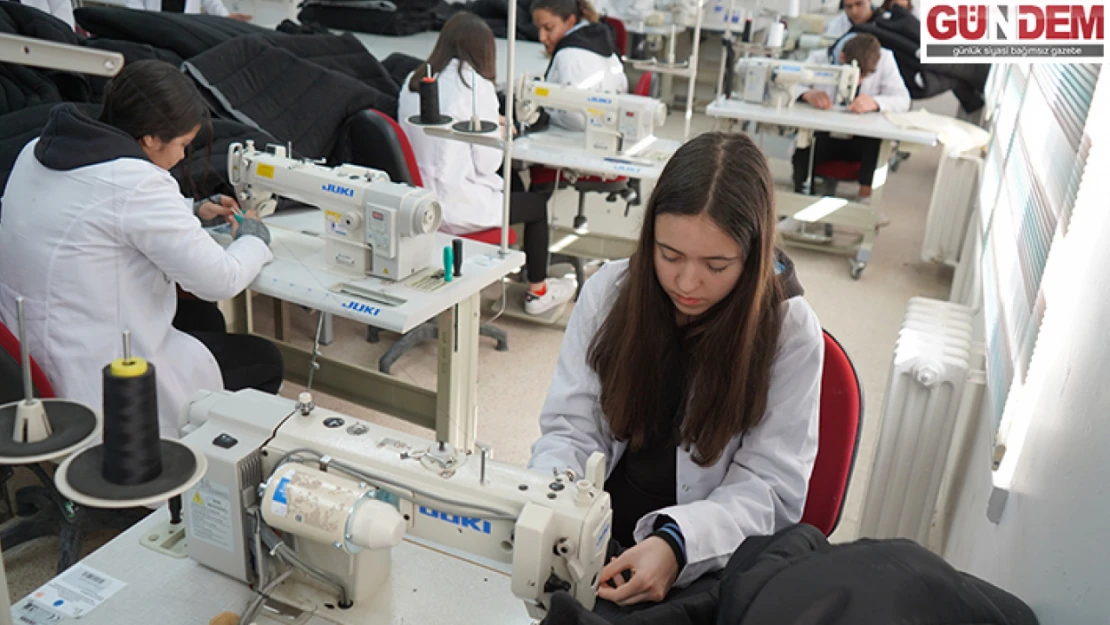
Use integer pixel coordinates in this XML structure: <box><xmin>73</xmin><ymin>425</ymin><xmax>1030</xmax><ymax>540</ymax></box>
<box><xmin>319</xmin><ymin>313</ymin><xmax>334</xmax><ymax>346</ymax></box>
<box><xmin>848</xmin><ymin>139</ymin><xmax>894</xmax><ymax>278</ymax></box>
<box><xmin>435</xmin><ymin>293</ymin><xmax>480</xmax><ymax>452</ymax></box>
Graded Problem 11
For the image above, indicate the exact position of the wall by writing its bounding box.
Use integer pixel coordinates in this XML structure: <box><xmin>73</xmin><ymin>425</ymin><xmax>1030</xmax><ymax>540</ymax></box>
<box><xmin>941</xmin><ymin>101</ymin><xmax>1109</xmax><ymax>623</ymax></box>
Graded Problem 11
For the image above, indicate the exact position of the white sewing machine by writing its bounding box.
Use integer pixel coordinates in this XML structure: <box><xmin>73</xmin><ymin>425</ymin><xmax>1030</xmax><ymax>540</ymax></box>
<box><xmin>732</xmin><ymin>57</ymin><xmax>860</xmax><ymax>109</ymax></box>
<box><xmin>180</xmin><ymin>389</ymin><xmax>611</xmax><ymax>623</ymax></box>
<box><xmin>227</xmin><ymin>141</ymin><xmax>443</xmax><ymax>281</ymax></box>
<box><xmin>515</xmin><ymin>75</ymin><xmax>667</xmax><ymax>156</ymax></box>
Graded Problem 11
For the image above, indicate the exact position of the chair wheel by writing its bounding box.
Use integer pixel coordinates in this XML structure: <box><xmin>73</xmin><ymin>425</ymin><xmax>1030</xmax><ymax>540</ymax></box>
<box><xmin>573</xmin><ymin>215</ymin><xmax>588</xmax><ymax>230</ymax></box>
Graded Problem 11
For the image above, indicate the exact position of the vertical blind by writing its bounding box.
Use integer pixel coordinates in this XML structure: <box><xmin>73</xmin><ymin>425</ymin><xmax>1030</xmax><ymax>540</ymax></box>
<box><xmin>977</xmin><ymin>63</ymin><xmax>1101</xmax><ymax>438</ymax></box>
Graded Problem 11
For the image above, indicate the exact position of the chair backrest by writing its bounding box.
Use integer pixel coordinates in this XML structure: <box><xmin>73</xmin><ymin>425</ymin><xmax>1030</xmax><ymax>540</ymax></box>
<box><xmin>800</xmin><ymin>329</ymin><xmax>863</xmax><ymax>536</ymax></box>
<box><xmin>346</xmin><ymin>109</ymin><xmax>424</xmax><ymax>187</ymax></box>
<box><xmin>604</xmin><ymin>16</ymin><xmax>629</xmax><ymax>57</ymax></box>
<box><xmin>0</xmin><ymin>320</ymin><xmax>54</xmax><ymax>403</ymax></box>
<box><xmin>633</xmin><ymin>71</ymin><xmax>653</xmax><ymax>97</ymax></box>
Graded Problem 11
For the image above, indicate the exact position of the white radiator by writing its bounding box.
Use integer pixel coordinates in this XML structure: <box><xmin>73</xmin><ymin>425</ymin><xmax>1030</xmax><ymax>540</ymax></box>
<box><xmin>921</xmin><ymin>146</ymin><xmax>983</xmax><ymax>266</ymax></box>
<box><xmin>858</xmin><ymin>297</ymin><xmax>975</xmax><ymax>546</ymax></box>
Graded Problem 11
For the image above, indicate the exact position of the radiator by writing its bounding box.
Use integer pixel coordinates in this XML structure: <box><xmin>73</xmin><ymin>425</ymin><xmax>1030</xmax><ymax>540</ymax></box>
<box><xmin>921</xmin><ymin>146</ymin><xmax>983</xmax><ymax>266</ymax></box>
<box><xmin>858</xmin><ymin>297</ymin><xmax>975</xmax><ymax>546</ymax></box>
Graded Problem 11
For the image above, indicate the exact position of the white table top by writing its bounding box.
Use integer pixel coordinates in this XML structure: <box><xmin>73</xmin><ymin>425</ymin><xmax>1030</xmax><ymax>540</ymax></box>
<box><xmin>244</xmin><ymin>210</ymin><xmax>523</xmax><ymax>334</ymax></box>
<box><xmin>351</xmin><ymin>31</ymin><xmax>551</xmax><ymax>89</ymax></box>
<box><xmin>12</xmin><ymin>509</ymin><xmax>533</xmax><ymax>625</ymax></box>
<box><xmin>706</xmin><ymin>97</ymin><xmax>939</xmax><ymax>145</ymax></box>
<box><xmin>423</xmin><ymin>125</ymin><xmax>681</xmax><ymax>180</ymax></box>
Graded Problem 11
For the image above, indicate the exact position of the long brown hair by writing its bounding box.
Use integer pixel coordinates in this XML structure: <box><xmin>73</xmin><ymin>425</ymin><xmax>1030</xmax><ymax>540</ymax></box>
<box><xmin>407</xmin><ymin>12</ymin><xmax>496</xmax><ymax>92</ymax></box>
<box><xmin>587</xmin><ymin>132</ymin><xmax>785</xmax><ymax>467</ymax></box>
<box><xmin>530</xmin><ymin>0</ymin><xmax>598</xmax><ymax>24</ymax></box>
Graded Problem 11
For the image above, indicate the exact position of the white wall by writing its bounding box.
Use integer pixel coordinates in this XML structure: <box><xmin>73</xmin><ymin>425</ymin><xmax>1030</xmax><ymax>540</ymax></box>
<box><xmin>941</xmin><ymin>114</ymin><xmax>1110</xmax><ymax>623</ymax></box>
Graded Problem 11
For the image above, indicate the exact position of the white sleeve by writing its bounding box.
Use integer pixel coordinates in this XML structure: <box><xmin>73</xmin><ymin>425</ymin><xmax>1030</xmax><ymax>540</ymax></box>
<box><xmin>528</xmin><ymin>266</ymin><xmax>616</xmax><ymax>477</ymax></box>
<box><xmin>472</xmin><ymin>76</ymin><xmax>505</xmax><ymax>175</ymax></box>
<box><xmin>544</xmin><ymin>52</ymin><xmax>588</xmax><ymax>131</ymax></box>
<box><xmin>823</xmin><ymin>12</ymin><xmax>852</xmax><ymax>38</ymax></box>
<box><xmin>872</xmin><ymin>50</ymin><xmax>911</xmax><ymax>112</ymax></box>
<box><xmin>121</xmin><ymin>174</ymin><xmax>272</xmax><ymax>303</ymax></box>
<box><xmin>50</xmin><ymin>0</ymin><xmax>75</xmax><ymax>28</ymax></box>
<box><xmin>203</xmin><ymin>0</ymin><xmax>231</xmax><ymax>16</ymax></box>
<box><xmin>634</xmin><ymin>298</ymin><xmax>823</xmax><ymax>588</ymax></box>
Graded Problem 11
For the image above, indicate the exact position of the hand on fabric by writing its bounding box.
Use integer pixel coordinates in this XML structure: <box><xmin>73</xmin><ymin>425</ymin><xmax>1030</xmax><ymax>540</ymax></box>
<box><xmin>230</xmin><ymin>209</ymin><xmax>261</xmax><ymax>238</ymax></box>
<box><xmin>198</xmin><ymin>194</ymin><xmax>241</xmax><ymax>223</ymax></box>
<box><xmin>596</xmin><ymin>537</ymin><xmax>679</xmax><ymax>606</ymax></box>
<box><xmin>849</xmin><ymin>93</ymin><xmax>879</xmax><ymax>113</ymax></box>
<box><xmin>802</xmin><ymin>90</ymin><xmax>832</xmax><ymax>110</ymax></box>
<box><xmin>228</xmin><ymin>12</ymin><xmax>253</xmax><ymax>21</ymax></box>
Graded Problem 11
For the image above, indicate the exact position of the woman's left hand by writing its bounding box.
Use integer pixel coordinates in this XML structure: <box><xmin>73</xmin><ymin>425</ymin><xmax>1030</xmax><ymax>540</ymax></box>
<box><xmin>198</xmin><ymin>195</ymin><xmax>241</xmax><ymax>223</ymax></box>
<box><xmin>596</xmin><ymin>537</ymin><xmax>679</xmax><ymax>606</ymax></box>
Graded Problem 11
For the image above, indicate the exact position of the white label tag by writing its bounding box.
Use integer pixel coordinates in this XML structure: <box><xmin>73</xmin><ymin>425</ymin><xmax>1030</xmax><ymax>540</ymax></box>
<box><xmin>25</xmin><ymin>564</ymin><xmax>125</xmax><ymax>618</ymax></box>
<box><xmin>11</xmin><ymin>599</ymin><xmax>62</xmax><ymax>624</ymax></box>
<box><xmin>188</xmin><ymin>479</ymin><xmax>235</xmax><ymax>552</ymax></box>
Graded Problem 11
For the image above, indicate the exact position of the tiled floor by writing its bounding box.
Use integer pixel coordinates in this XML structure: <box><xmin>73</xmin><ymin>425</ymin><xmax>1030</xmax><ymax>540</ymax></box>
<box><xmin>1</xmin><ymin>92</ymin><xmax>960</xmax><ymax>601</ymax></box>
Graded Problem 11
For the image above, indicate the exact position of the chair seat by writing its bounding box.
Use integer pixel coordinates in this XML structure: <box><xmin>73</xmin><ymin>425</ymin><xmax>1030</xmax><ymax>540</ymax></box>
<box><xmin>814</xmin><ymin>161</ymin><xmax>862</xmax><ymax>181</ymax></box>
<box><xmin>462</xmin><ymin>228</ymin><xmax>518</xmax><ymax>246</ymax></box>
<box><xmin>530</xmin><ymin>166</ymin><xmax>628</xmax><ymax>189</ymax></box>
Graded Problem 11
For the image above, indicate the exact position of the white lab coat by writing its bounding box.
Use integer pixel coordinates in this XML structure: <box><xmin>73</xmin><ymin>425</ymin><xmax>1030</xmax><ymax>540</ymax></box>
<box><xmin>804</xmin><ymin>46</ymin><xmax>910</xmax><ymax>113</ymax></box>
<box><xmin>545</xmin><ymin>23</ymin><xmax>629</xmax><ymax>131</ymax></box>
<box><xmin>20</xmin><ymin>0</ymin><xmax>75</xmax><ymax>28</ymax></box>
<box><xmin>529</xmin><ymin>259</ymin><xmax>823</xmax><ymax>587</ymax></box>
<box><xmin>0</xmin><ymin>141</ymin><xmax>272</xmax><ymax>437</ymax></box>
<box><xmin>823</xmin><ymin>12</ymin><xmax>853</xmax><ymax>38</ymax></box>
<box><xmin>125</xmin><ymin>0</ymin><xmax>230</xmax><ymax>16</ymax></box>
<box><xmin>398</xmin><ymin>60</ymin><xmax>505</xmax><ymax>235</ymax></box>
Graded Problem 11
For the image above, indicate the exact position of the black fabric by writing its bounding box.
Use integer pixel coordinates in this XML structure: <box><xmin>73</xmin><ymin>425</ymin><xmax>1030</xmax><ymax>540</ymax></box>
<box><xmin>34</xmin><ymin>103</ymin><xmax>151</xmax><ymax>171</ymax></box>
<box><xmin>66</xmin><ymin>440</ymin><xmax>198</xmax><ymax>500</ymax></box>
<box><xmin>174</xmin><ymin>300</ymin><xmax>284</xmax><ymax>394</ymax></box>
<box><xmin>298</xmin><ymin>0</ymin><xmax>439</xmax><ymax>37</ymax></box>
<box><xmin>183</xmin><ymin>36</ymin><xmax>394</xmax><ymax>159</ymax></box>
<box><xmin>171</xmin><ymin>118</ymin><xmax>283</xmax><ymax>203</ymax></box>
<box><xmin>383</xmin><ymin>53</ymin><xmax>424</xmax><ymax>92</ymax></box>
<box><xmin>0</xmin><ymin>102</ymin><xmax>95</xmax><ymax>198</ymax></box>
<box><xmin>334</xmin><ymin>109</ymin><xmax>413</xmax><ymax>183</ymax></box>
<box><xmin>0</xmin><ymin>3</ymin><xmax>92</xmax><ymax>114</ymax></box>
<box><xmin>162</xmin><ymin>0</ymin><xmax>187</xmax><ymax>12</ymax></box>
<box><xmin>774</xmin><ymin>249</ymin><xmax>804</xmax><ymax>299</ymax></box>
<box><xmin>83</xmin><ymin>38</ymin><xmax>184</xmax><ymax>99</ymax></box>
<box><xmin>544</xmin><ymin>22</ymin><xmax>619</xmax><ymax>77</ymax></box>
<box><xmin>542</xmin><ymin>524</ymin><xmax>1039</xmax><ymax>625</ymax></box>
<box><xmin>74</xmin><ymin>7</ymin><xmax>269</xmax><ymax>60</ymax></box>
<box><xmin>792</xmin><ymin>131</ymin><xmax>882</xmax><ymax>189</ymax></box>
<box><xmin>509</xmin><ymin>192</ymin><xmax>550</xmax><ymax>283</ymax></box>
<box><xmin>0</xmin><ymin>400</ymin><xmax>98</xmax><ymax>458</ymax></box>
<box><xmin>454</xmin><ymin>0</ymin><xmax>538</xmax><ymax>41</ymax></box>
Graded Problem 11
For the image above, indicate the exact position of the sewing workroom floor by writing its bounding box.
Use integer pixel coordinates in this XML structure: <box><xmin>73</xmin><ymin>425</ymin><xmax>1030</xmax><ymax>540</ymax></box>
<box><xmin>1</xmin><ymin>95</ymin><xmax>959</xmax><ymax>602</ymax></box>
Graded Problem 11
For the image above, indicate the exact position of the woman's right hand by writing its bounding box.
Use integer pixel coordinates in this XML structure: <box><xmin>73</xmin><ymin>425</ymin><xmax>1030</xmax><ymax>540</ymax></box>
<box><xmin>231</xmin><ymin>210</ymin><xmax>271</xmax><ymax>246</ymax></box>
<box><xmin>802</xmin><ymin>89</ymin><xmax>833</xmax><ymax>110</ymax></box>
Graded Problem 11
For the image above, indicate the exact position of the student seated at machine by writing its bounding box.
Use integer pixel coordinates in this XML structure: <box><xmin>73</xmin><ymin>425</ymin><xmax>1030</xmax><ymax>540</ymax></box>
<box><xmin>823</xmin><ymin>0</ymin><xmax>878</xmax><ymax>39</ymax></box>
<box><xmin>398</xmin><ymin>13</ymin><xmax>577</xmax><ymax>316</ymax></box>
<box><xmin>790</xmin><ymin>33</ymin><xmax>910</xmax><ymax>203</ymax></box>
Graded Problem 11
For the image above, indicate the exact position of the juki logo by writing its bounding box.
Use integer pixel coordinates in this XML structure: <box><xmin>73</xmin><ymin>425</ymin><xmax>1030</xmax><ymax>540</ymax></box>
<box><xmin>586</xmin><ymin>95</ymin><xmax>613</xmax><ymax>105</ymax></box>
<box><xmin>419</xmin><ymin>506</ymin><xmax>493</xmax><ymax>534</ymax></box>
<box><xmin>341</xmin><ymin>300</ymin><xmax>381</xmax><ymax>316</ymax></box>
<box><xmin>322</xmin><ymin>183</ymin><xmax>355</xmax><ymax>197</ymax></box>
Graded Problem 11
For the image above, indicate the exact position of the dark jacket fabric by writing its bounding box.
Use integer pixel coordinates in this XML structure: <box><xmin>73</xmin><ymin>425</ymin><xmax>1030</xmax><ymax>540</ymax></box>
<box><xmin>0</xmin><ymin>3</ymin><xmax>91</xmax><ymax>113</ymax></box>
<box><xmin>541</xmin><ymin>524</ymin><xmax>1039</xmax><ymax>625</ymax></box>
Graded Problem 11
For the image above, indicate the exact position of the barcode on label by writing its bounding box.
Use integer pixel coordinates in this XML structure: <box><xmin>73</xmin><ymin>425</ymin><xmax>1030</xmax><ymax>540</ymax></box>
<box><xmin>81</xmin><ymin>571</ymin><xmax>106</xmax><ymax>585</ymax></box>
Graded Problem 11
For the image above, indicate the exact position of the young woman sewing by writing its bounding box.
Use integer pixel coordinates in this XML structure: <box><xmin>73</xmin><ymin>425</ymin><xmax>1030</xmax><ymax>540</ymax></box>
<box><xmin>0</xmin><ymin>60</ymin><xmax>282</xmax><ymax>438</ymax></box>
<box><xmin>530</xmin><ymin>0</ymin><xmax>628</xmax><ymax>130</ymax></box>
<box><xmin>398</xmin><ymin>13</ymin><xmax>576</xmax><ymax>315</ymax></box>
<box><xmin>529</xmin><ymin>132</ymin><xmax>823</xmax><ymax>607</ymax></box>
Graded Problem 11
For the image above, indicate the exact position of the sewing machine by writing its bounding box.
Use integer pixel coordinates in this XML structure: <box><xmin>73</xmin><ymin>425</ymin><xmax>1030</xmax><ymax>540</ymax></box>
<box><xmin>227</xmin><ymin>141</ymin><xmax>443</xmax><ymax>281</ymax></box>
<box><xmin>181</xmin><ymin>389</ymin><xmax>611</xmax><ymax>623</ymax></box>
<box><xmin>732</xmin><ymin>57</ymin><xmax>860</xmax><ymax>109</ymax></box>
<box><xmin>515</xmin><ymin>75</ymin><xmax>667</xmax><ymax>156</ymax></box>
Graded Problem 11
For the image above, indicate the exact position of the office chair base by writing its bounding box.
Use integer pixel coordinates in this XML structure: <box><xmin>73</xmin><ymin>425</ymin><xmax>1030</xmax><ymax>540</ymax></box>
<box><xmin>376</xmin><ymin>321</ymin><xmax>510</xmax><ymax>375</ymax></box>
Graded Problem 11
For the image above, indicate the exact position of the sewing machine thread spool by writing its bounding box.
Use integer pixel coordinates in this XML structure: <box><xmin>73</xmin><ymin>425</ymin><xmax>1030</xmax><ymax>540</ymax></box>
<box><xmin>443</xmin><ymin>246</ymin><xmax>454</xmax><ymax>283</ymax></box>
<box><xmin>409</xmin><ymin>64</ymin><xmax>452</xmax><ymax>126</ymax></box>
<box><xmin>742</xmin><ymin>16</ymin><xmax>753</xmax><ymax>42</ymax></box>
<box><xmin>102</xmin><ymin>334</ymin><xmax>162</xmax><ymax>484</ymax></box>
<box><xmin>766</xmin><ymin>20</ymin><xmax>785</xmax><ymax>48</ymax></box>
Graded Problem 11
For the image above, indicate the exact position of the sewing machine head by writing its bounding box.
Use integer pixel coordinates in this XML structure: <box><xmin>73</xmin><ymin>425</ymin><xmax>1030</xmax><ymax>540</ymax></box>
<box><xmin>733</xmin><ymin>57</ymin><xmax>861</xmax><ymax>109</ymax></box>
<box><xmin>514</xmin><ymin>75</ymin><xmax>667</xmax><ymax>156</ymax></box>
<box><xmin>180</xmin><ymin>389</ymin><xmax>612</xmax><ymax>623</ymax></box>
<box><xmin>227</xmin><ymin>141</ymin><xmax>442</xmax><ymax>281</ymax></box>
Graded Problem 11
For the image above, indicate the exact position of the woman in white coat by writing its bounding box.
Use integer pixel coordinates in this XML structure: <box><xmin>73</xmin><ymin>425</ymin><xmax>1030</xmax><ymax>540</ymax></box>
<box><xmin>529</xmin><ymin>132</ymin><xmax>823</xmax><ymax>607</ymax></box>
<box><xmin>531</xmin><ymin>0</ymin><xmax>628</xmax><ymax>130</ymax></box>
<box><xmin>398</xmin><ymin>13</ymin><xmax>576</xmax><ymax>316</ymax></box>
<box><xmin>0</xmin><ymin>60</ymin><xmax>280</xmax><ymax>438</ymax></box>
<box><xmin>124</xmin><ymin>0</ymin><xmax>251</xmax><ymax>20</ymax></box>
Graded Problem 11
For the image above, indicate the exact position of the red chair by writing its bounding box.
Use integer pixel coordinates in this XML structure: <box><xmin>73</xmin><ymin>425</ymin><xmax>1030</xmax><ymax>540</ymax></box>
<box><xmin>633</xmin><ymin>71</ymin><xmax>655</xmax><ymax>97</ymax></box>
<box><xmin>359</xmin><ymin>111</ymin><xmax>516</xmax><ymax>373</ymax></box>
<box><xmin>800</xmin><ymin>329</ymin><xmax>864</xmax><ymax>536</ymax></box>
<box><xmin>603</xmin><ymin>16</ymin><xmax>629</xmax><ymax>57</ymax></box>
<box><xmin>0</xmin><ymin>320</ymin><xmax>147</xmax><ymax>573</ymax></box>
<box><xmin>813</xmin><ymin>161</ymin><xmax>863</xmax><ymax>196</ymax></box>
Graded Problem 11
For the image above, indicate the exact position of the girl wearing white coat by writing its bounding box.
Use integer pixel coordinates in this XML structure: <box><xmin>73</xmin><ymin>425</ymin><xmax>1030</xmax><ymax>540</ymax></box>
<box><xmin>0</xmin><ymin>60</ymin><xmax>280</xmax><ymax>438</ymax></box>
<box><xmin>530</xmin><ymin>132</ymin><xmax>823</xmax><ymax>607</ymax></box>
<box><xmin>531</xmin><ymin>0</ymin><xmax>628</xmax><ymax>131</ymax></box>
<box><xmin>398</xmin><ymin>13</ymin><xmax>576</xmax><ymax>316</ymax></box>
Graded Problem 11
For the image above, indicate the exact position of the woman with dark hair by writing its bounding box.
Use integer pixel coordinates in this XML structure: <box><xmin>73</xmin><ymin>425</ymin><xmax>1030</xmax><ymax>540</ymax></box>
<box><xmin>530</xmin><ymin>0</ymin><xmax>627</xmax><ymax>130</ymax></box>
<box><xmin>530</xmin><ymin>132</ymin><xmax>823</xmax><ymax>606</ymax></box>
<box><xmin>0</xmin><ymin>60</ymin><xmax>282</xmax><ymax>438</ymax></box>
<box><xmin>398</xmin><ymin>13</ymin><xmax>575</xmax><ymax>315</ymax></box>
